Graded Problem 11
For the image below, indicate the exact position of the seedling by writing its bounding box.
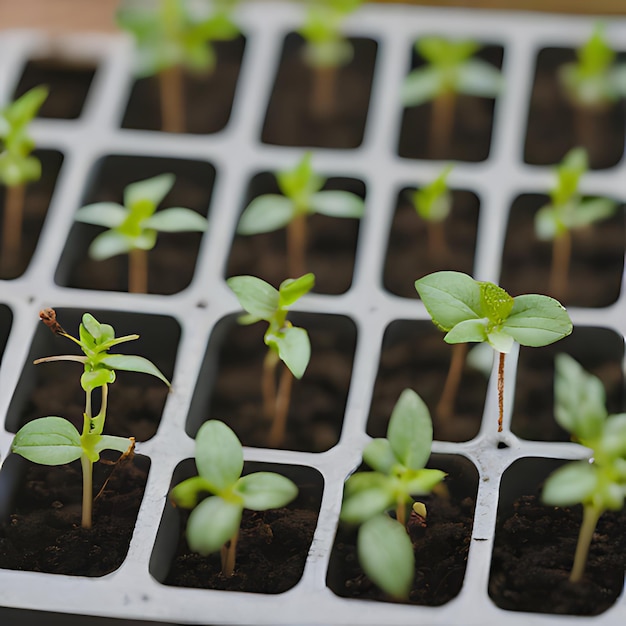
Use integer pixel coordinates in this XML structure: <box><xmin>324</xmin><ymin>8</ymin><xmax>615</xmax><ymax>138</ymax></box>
<box><xmin>117</xmin><ymin>0</ymin><xmax>241</xmax><ymax>132</ymax></box>
<box><xmin>400</xmin><ymin>37</ymin><xmax>502</xmax><ymax>159</ymax></box>
<box><xmin>74</xmin><ymin>172</ymin><xmax>208</xmax><ymax>294</ymax></box>
<box><xmin>11</xmin><ymin>309</ymin><xmax>170</xmax><ymax>528</ymax></box>
<box><xmin>0</xmin><ymin>85</ymin><xmax>48</xmax><ymax>271</ymax></box>
<box><xmin>534</xmin><ymin>147</ymin><xmax>617</xmax><ymax>302</ymax></box>
<box><xmin>170</xmin><ymin>419</ymin><xmax>298</xmax><ymax>577</ymax></box>
<box><xmin>542</xmin><ymin>354</ymin><xmax>626</xmax><ymax>583</ymax></box>
<box><xmin>227</xmin><ymin>273</ymin><xmax>314</xmax><ymax>447</ymax></box>
<box><xmin>237</xmin><ymin>152</ymin><xmax>364</xmax><ymax>278</ymax></box>
<box><xmin>299</xmin><ymin>0</ymin><xmax>363</xmax><ymax>118</ymax></box>
<box><xmin>340</xmin><ymin>388</ymin><xmax>446</xmax><ymax>599</ymax></box>
<box><xmin>415</xmin><ymin>271</ymin><xmax>572</xmax><ymax>432</ymax></box>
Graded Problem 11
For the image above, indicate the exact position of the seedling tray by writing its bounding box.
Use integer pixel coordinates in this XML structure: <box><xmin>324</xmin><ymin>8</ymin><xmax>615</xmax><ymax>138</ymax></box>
<box><xmin>0</xmin><ymin>3</ymin><xmax>625</xmax><ymax>624</ymax></box>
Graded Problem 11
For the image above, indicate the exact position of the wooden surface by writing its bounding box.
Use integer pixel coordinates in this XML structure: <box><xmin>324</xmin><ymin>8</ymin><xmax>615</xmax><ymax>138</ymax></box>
<box><xmin>0</xmin><ymin>0</ymin><xmax>625</xmax><ymax>34</ymax></box>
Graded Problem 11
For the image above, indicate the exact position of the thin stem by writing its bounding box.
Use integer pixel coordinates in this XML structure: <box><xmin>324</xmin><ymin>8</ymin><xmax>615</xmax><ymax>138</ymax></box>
<box><xmin>437</xmin><ymin>342</ymin><xmax>468</xmax><ymax>421</ymax></box>
<box><xmin>570</xmin><ymin>505</ymin><xmax>602</xmax><ymax>583</ymax></box>
<box><xmin>497</xmin><ymin>351</ymin><xmax>505</xmax><ymax>433</ymax></box>
<box><xmin>80</xmin><ymin>453</ymin><xmax>93</xmax><ymax>529</ymax></box>
<box><xmin>430</xmin><ymin>92</ymin><xmax>456</xmax><ymax>160</ymax></box>
<box><xmin>129</xmin><ymin>248</ymin><xmax>149</xmax><ymax>294</ymax></box>
<box><xmin>311</xmin><ymin>64</ymin><xmax>337</xmax><ymax>120</ymax></box>
<box><xmin>396</xmin><ymin>500</ymin><xmax>406</xmax><ymax>528</ymax></box>
<box><xmin>550</xmin><ymin>231</ymin><xmax>571</xmax><ymax>303</ymax></box>
<box><xmin>220</xmin><ymin>530</ymin><xmax>239</xmax><ymax>577</ymax></box>
<box><xmin>2</xmin><ymin>183</ymin><xmax>25</xmax><ymax>272</ymax></box>
<box><xmin>268</xmin><ymin>365</ymin><xmax>294</xmax><ymax>448</ymax></box>
<box><xmin>159</xmin><ymin>64</ymin><xmax>185</xmax><ymax>133</ymax></box>
<box><xmin>286</xmin><ymin>213</ymin><xmax>307</xmax><ymax>279</ymax></box>
<box><xmin>262</xmin><ymin>350</ymin><xmax>279</xmax><ymax>422</ymax></box>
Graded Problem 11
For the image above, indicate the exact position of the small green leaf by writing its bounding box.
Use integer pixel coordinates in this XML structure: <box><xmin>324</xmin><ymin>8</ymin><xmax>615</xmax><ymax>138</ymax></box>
<box><xmin>308</xmin><ymin>191</ymin><xmax>365</xmax><ymax>218</ymax></box>
<box><xmin>485</xmin><ymin>329</ymin><xmax>514</xmax><ymax>354</ymax></box>
<box><xmin>340</xmin><ymin>482</ymin><xmax>394</xmax><ymax>524</ymax></box>
<box><xmin>74</xmin><ymin>203</ymin><xmax>127</xmax><ymax>228</ymax></box>
<box><xmin>235</xmin><ymin>472</ymin><xmax>298</xmax><ymax>510</ymax></box>
<box><xmin>600</xmin><ymin>414</ymin><xmax>626</xmax><ymax>458</ymax></box>
<box><xmin>186</xmin><ymin>496</ymin><xmax>243</xmax><ymax>556</ymax></box>
<box><xmin>12</xmin><ymin>417</ymin><xmax>82</xmax><ymax>465</ymax></box>
<box><xmin>363</xmin><ymin>438</ymin><xmax>396</xmax><ymax>474</ymax></box>
<box><xmin>170</xmin><ymin>476</ymin><xmax>213</xmax><ymax>509</ymax></box>
<box><xmin>88</xmin><ymin>230</ymin><xmax>133</xmax><ymax>260</ymax></box>
<box><xmin>456</xmin><ymin>59</ymin><xmax>502</xmax><ymax>97</ymax></box>
<box><xmin>93</xmin><ymin>434</ymin><xmax>134</xmax><ymax>456</ymax></box>
<box><xmin>278</xmin><ymin>273</ymin><xmax>315</xmax><ymax>308</ymax></box>
<box><xmin>81</xmin><ymin>313</ymin><xmax>104</xmax><ymax>340</ymax></box>
<box><xmin>124</xmin><ymin>173</ymin><xmax>175</xmax><ymax>209</ymax></box>
<box><xmin>357</xmin><ymin>515</ymin><xmax>414</xmax><ymax>599</ymax></box>
<box><xmin>479</xmin><ymin>282</ymin><xmax>514</xmax><ymax>324</ymax></box>
<box><xmin>227</xmin><ymin>275</ymin><xmax>279</xmax><ymax>321</ymax></box>
<box><xmin>5</xmin><ymin>85</ymin><xmax>48</xmax><ymax>124</ymax></box>
<box><xmin>194</xmin><ymin>420</ymin><xmax>243</xmax><ymax>493</ymax></box>
<box><xmin>143</xmin><ymin>208</ymin><xmax>208</xmax><ymax>232</ymax></box>
<box><xmin>100</xmin><ymin>354</ymin><xmax>170</xmax><ymax>386</ymax></box>
<box><xmin>542</xmin><ymin>461</ymin><xmax>598</xmax><ymax>506</ymax></box>
<box><xmin>568</xmin><ymin>197</ymin><xmax>617</xmax><ymax>229</ymax></box>
<box><xmin>404</xmin><ymin>468</ymin><xmax>446</xmax><ymax>495</ymax></box>
<box><xmin>443</xmin><ymin>318</ymin><xmax>487</xmax><ymax>344</ymax></box>
<box><xmin>81</xmin><ymin>368</ymin><xmax>116</xmax><ymax>392</ymax></box>
<box><xmin>237</xmin><ymin>195</ymin><xmax>296</xmax><ymax>235</ymax></box>
<box><xmin>269</xmin><ymin>325</ymin><xmax>311</xmax><ymax>379</ymax></box>
<box><xmin>400</xmin><ymin>66</ymin><xmax>443</xmax><ymax>106</ymax></box>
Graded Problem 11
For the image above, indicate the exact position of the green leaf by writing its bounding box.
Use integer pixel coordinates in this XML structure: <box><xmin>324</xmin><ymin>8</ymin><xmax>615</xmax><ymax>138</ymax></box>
<box><xmin>400</xmin><ymin>66</ymin><xmax>443</xmax><ymax>106</ymax></box>
<box><xmin>124</xmin><ymin>173</ymin><xmax>175</xmax><ymax>209</ymax></box>
<box><xmin>443</xmin><ymin>318</ymin><xmax>487</xmax><ymax>344</ymax></box>
<box><xmin>456</xmin><ymin>59</ymin><xmax>502</xmax><ymax>97</ymax></box>
<box><xmin>387</xmin><ymin>389</ymin><xmax>433</xmax><ymax>471</ymax></box>
<box><xmin>235</xmin><ymin>472</ymin><xmax>298</xmax><ymax>510</ymax></box>
<box><xmin>600</xmin><ymin>414</ymin><xmax>626</xmax><ymax>458</ymax></box>
<box><xmin>485</xmin><ymin>329</ymin><xmax>514</xmax><ymax>354</ymax></box>
<box><xmin>5</xmin><ymin>85</ymin><xmax>48</xmax><ymax>124</ymax></box>
<box><xmin>535</xmin><ymin>205</ymin><xmax>559</xmax><ymax>240</ymax></box>
<box><xmin>502</xmin><ymin>295</ymin><xmax>573</xmax><ymax>347</ymax></box>
<box><xmin>479</xmin><ymin>282</ymin><xmax>514</xmax><ymax>324</ymax></box>
<box><xmin>277</xmin><ymin>153</ymin><xmax>324</xmax><ymax>203</ymax></box>
<box><xmin>542</xmin><ymin>461</ymin><xmax>598</xmax><ymax>506</ymax></box>
<box><xmin>194</xmin><ymin>420</ymin><xmax>243</xmax><ymax>493</ymax></box>
<box><xmin>99</xmin><ymin>354</ymin><xmax>170</xmax><ymax>386</ymax></box>
<box><xmin>169</xmin><ymin>476</ymin><xmax>213</xmax><ymax>509</ymax></box>
<box><xmin>143</xmin><ymin>208</ymin><xmax>208</xmax><ymax>232</ymax></box>
<box><xmin>404</xmin><ymin>468</ymin><xmax>446</xmax><ymax>495</ymax></box>
<box><xmin>236</xmin><ymin>195</ymin><xmax>296</xmax><ymax>235</ymax></box>
<box><xmin>81</xmin><ymin>313</ymin><xmax>107</xmax><ymax>341</ymax></box>
<box><xmin>93</xmin><ymin>434</ymin><xmax>134</xmax><ymax>456</ymax></box>
<box><xmin>567</xmin><ymin>197</ymin><xmax>617</xmax><ymax>229</ymax></box>
<box><xmin>278</xmin><ymin>273</ymin><xmax>315</xmax><ymax>308</ymax></box>
<box><xmin>88</xmin><ymin>230</ymin><xmax>133</xmax><ymax>260</ymax></box>
<box><xmin>74</xmin><ymin>203</ymin><xmax>127</xmax><ymax>228</ymax></box>
<box><xmin>269</xmin><ymin>325</ymin><xmax>311</xmax><ymax>379</ymax></box>
<box><xmin>227</xmin><ymin>275</ymin><xmax>279</xmax><ymax>321</ymax></box>
<box><xmin>363</xmin><ymin>438</ymin><xmax>396</xmax><ymax>474</ymax></box>
<box><xmin>12</xmin><ymin>417</ymin><xmax>82</xmax><ymax>465</ymax></box>
<box><xmin>80</xmin><ymin>368</ymin><xmax>116</xmax><ymax>392</ymax></box>
<box><xmin>340</xmin><ymin>481</ymin><xmax>394</xmax><ymax>524</ymax></box>
<box><xmin>415</xmin><ymin>271</ymin><xmax>482</xmax><ymax>331</ymax></box>
<box><xmin>308</xmin><ymin>191</ymin><xmax>365</xmax><ymax>218</ymax></box>
<box><xmin>186</xmin><ymin>496</ymin><xmax>242</xmax><ymax>556</ymax></box>
<box><xmin>343</xmin><ymin>470</ymin><xmax>390</xmax><ymax>498</ymax></box>
<box><xmin>357</xmin><ymin>515</ymin><xmax>414</xmax><ymax>599</ymax></box>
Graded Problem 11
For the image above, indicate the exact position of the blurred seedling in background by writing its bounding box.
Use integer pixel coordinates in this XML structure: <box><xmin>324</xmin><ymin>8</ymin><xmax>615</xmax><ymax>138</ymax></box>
<box><xmin>401</xmin><ymin>37</ymin><xmax>502</xmax><ymax>159</ymax></box>
<box><xmin>227</xmin><ymin>273</ymin><xmax>314</xmax><ymax>447</ymax></box>
<box><xmin>117</xmin><ymin>0</ymin><xmax>241</xmax><ymax>133</ymax></box>
<box><xmin>11</xmin><ymin>310</ymin><xmax>170</xmax><ymax>529</ymax></box>
<box><xmin>0</xmin><ymin>85</ymin><xmax>48</xmax><ymax>272</ymax></box>
<box><xmin>74</xmin><ymin>172</ymin><xmax>208</xmax><ymax>294</ymax></box>
<box><xmin>415</xmin><ymin>271</ymin><xmax>572</xmax><ymax>432</ymax></box>
<box><xmin>534</xmin><ymin>147</ymin><xmax>617</xmax><ymax>302</ymax></box>
<box><xmin>340</xmin><ymin>389</ymin><xmax>446</xmax><ymax>599</ymax></box>
<box><xmin>543</xmin><ymin>354</ymin><xmax>626</xmax><ymax>583</ymax></box>
<box><xmin>237</xmin><ymin>152</ymin><xmax>364</xmax><ymax>279</ymax></box>
<box><xmin>299</xmin><ymin>0</ymin><xmax>363</xmax><ymax>119</ymax></box>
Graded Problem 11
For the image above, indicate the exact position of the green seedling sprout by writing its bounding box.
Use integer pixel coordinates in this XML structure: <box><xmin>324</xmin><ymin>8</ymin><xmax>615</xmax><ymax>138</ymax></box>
<box><xmin>415</xmin><ymin>271</ymin><xmax>572</xmax><ymax>432</ymax></box>
<box><xmin>227</xmin><ymin>273</ymin><xmax>314</xmax><ymax>447</ymax></box>
<box><xmin>74</xmin><ymin>172</ymin><xmax>208</xmax><ymax>294</ymax></box>
<box><xmin>400</xmin><ymin>37</ymin><xmax>502</xmax><ymax>159</ymax></box>
<box><xmin>340</xmin><ymin>388</ymin><xmax>446</xmax><ymax>599</ymax></box>
<box><xmin>117</xmin><ymin>0</ymin><xmax>241</xmax><ymax>132</ymax></box>
<box><xmin>0</xmin><ymin>85</ymin><xmax>48</xmax><ymax>271</ymax></box>
<box><xmin>534</xmin><ymin>147</ymin><xmax>617</xmax><ymax>302</ymax></box>
<box><xmin>170</xmin><ymin>419</ymin><xmax>298</xmax><ymax>577</ymax></box>
<box><xmin>11</xmin><ymin>309</ymin><xmax>170</xmax><ymax>528</ymax></box>
<box><xmin>299</xmin><ymin>0</ymin><xmax>363</xmax><ymax>118</ymax></box>
<box><xmin>237</xmin><ymin>152</ymin><xmax>364</xmax><ymax>279</ymax></box>
<box><xmin>542</xmin><ymin>354</ymin><xmax>626</xmax><ymax>583</ymax></box>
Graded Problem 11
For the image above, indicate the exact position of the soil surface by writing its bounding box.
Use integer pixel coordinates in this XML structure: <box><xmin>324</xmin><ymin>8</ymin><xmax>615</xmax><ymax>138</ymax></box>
<box><xmin>226</xmin><ymin>175</ymin><xmax>363</xmax><ymax>295</ymax></box>
<box><xmin>262</xmin><ymin>34</ymin><xmax>377</xmax><ymax>148</ymax></box>
<box><xmin>489</xmin><ymin>494</ymin><xmax>626</xmax><ymax>615</ymax></box>
<box><xmin>383</xmin><ymin>188</ymin><xmax>479</xmax><ymax>298</ymax></box>
<box><xmin>122</xmin><ymin>38</ymin><xmax>245</xmax><ymax>134</ymax></box>
<box><xmin>524</xmin><ymin>48</ymin><xmax>626</xmax><ymax>169</ymax></box>
<box><xmin>0</xmin><ymin>455</ymin><xmax>149</xmax><ymax>576</ymax></box>
<box><xmin>499</xmin><ymin>194</ymin><xmax>624</xmax><ymax>308</ymax></box>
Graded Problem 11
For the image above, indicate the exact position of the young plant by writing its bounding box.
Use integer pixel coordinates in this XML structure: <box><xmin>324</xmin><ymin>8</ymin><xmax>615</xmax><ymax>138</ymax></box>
<box><xmin>74</xmin><ymin>172</ymin><xmax>208</xmax><ymax>294</ymax></box>
<box><xmin>400</xmin><ymin>37</ymin><xmax>502</xmax><ymax>159</ymax></box>
<box><xmin>299</xmin><ymin>0</ymin><xmax>363</xmax><ymax>118</ymax></box>
<box><xmin>11</xmin><ymin>309</ymin><xmax>170</xmax><ymax>528</ymax></box>
<box><xmin>227</xmin><ymin>273</ymin><xmax>314</xmax><ymax>447</ymax></box>
<box><xmin>339</xmin><ymin>388</ymin><xmax>446</xmax><ymax>599</ymax></box>
<box><xmin>117</xmin><ymin>0</ymin><xmax>241</xmax><ymax>132</ymax></box>
<box><xmin>169</xmin><ymin>419</ymin><xmax>298</xmax><ymax>577</ymax></box>
<box><xmin>415</xmin><ymin>271</ymin><xmax>572</xmax><ymax>432</ymax></box>
<box><xmin>542</xmin><ymin>353</ymin><xmax>626</xmax><ymax>583</ymax></box>
<box><xmin>534</xmin><ymin>147</ymin><xmax>617</xmax><ymax>302</ymax></box>
<box><xmin>0</xmin><ymin>85</ymin><xmax>48</xmax><ymax>271</ymax></box>
<box><xmin>236</xmin><ymin>152</ymin><xmax>364</xmax><ymax>278</ymax></box>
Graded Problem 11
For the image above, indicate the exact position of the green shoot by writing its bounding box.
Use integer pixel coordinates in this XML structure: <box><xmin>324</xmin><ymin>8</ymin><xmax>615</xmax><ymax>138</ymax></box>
<box><xmin>170</xmin><ymin>419</ymin><xmax>298</xmax><ymax>577</ymax></box>
<box><xmin>227</xmin><ymin>273</ymin><xmax>314</xmax><ymax>447</ymax></box>
<box><xmin>542</xmin><ymin>354</ymin><xmax>626</xmax><ymax>582</ymax></box>
<box><xmin>0</xmin><ymin>85</ymin><xmax>48</xmax><ymax>271</ymax></box>
<box><xmin>237</xmin><ymin>152</ymin><xmax>364</xmax><ymax>278</ymax></box>
<box><xmin>401</xmin><ymin>37</ymin><xmax>502</xmax><ymax>159</ymax></box>
<box><xmin>299</xmin><ymin>0</ymin><xmax>363</xmax><ymax>118</ymax></box>
<box><xmin>534</xmin><ymin>147</ymin><xmax>617</xmax><ymax>301</ymax></box>
<box><xmin>11</xmin><ymin>309</ymin><xmax>170</xmax><ymax>528</ymax></box>
<box><xmin>415</xmin><ymin>271</ymin><xmax>572</xmax><ymax>432</ymax></box>
<box><xmin>117</xmin><ymin>0</ymin><xmax>241</xmax><ymax>132</ymax></box>
<box><xmin>340</xmin><ymin>389</ymin><xmax>446</xmax><ymax>599</ymax></box>
<box><xmin>74</xmin><ymin>173</ymin><xmax>208</xmax><ymax>294</ymax></box>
